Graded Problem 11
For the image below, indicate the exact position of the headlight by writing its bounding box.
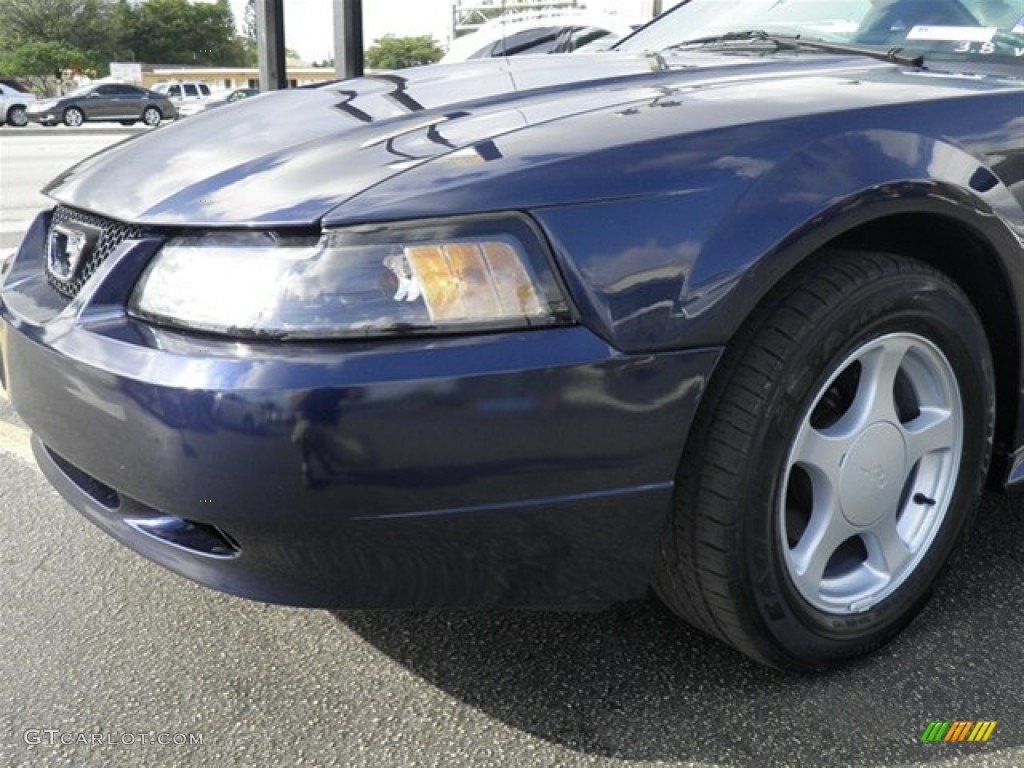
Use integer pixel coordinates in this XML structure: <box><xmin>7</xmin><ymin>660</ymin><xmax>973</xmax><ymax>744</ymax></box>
<box><xmin>128</xmin><ymin>215</ymin><xmax>571</xmax><ymax>339</ymax></box>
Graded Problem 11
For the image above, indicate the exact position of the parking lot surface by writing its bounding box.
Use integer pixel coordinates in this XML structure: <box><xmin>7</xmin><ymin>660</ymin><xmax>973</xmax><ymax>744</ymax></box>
<box><xmin>1</xmin><ymin>130</ymin><xmax>1022</xmax><ymax>768</ymax></box>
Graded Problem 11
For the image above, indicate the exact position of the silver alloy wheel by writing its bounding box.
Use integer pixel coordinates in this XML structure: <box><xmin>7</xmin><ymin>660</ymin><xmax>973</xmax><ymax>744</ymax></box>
<box><xmin>8</xmin><ymin>106</ymin><xmax>27</xmax><ymax>127</ymax></box>
<box><xmin>780</xmin><ymin>333</ymin><xmax>963</xmax><ymax>615</ymax></box>
<box><xmin>143</xmin><ymin>107</ymin><xmax>161</xmax><ymax>126</ymax></box>
<box><xmin>64</xmin><ymin>108</ymin><xmax>83</xmax><ymax>127</ymax></box>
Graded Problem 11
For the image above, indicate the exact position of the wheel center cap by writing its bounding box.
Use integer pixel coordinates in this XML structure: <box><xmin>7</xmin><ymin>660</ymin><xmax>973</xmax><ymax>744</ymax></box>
<box><xmin>839</xmin><ymin>422</ymin><xmax>906</xmax><ymax>527</ymax></box>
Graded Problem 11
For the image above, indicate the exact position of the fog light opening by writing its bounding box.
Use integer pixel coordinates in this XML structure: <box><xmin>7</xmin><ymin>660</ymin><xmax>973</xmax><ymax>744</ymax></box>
<box><xmin>126</xmin><ymin>516</ymin><xmax>241</xmax><ymax>559</ymax></box>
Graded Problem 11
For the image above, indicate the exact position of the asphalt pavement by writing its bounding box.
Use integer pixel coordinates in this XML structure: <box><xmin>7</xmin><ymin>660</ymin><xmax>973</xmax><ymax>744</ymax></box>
<box><xmin>1</xmin><ymin>129</ymin><xmax>1023</xmax><ymax>768</ymax></box>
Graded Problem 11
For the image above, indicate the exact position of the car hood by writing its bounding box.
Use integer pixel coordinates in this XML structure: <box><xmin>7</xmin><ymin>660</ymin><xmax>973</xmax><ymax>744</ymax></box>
<box><xmin>41</xmin><ymin>52</ymin><xmax>1004</xmax><ymax>228</ymax></box>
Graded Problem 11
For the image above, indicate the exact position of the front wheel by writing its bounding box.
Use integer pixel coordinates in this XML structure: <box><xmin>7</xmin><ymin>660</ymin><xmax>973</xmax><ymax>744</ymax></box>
<box><xmin>6</xmin><ymin>105</ymin><xmax>28</xmax><ymax>127</ymax></box>
<box><xmin>63</xmin><ymin>107</ymin><xmax>84</xmax><ymax>127</ymax></box>
<box><xmin>655</xmin><ymin>251</ymin><xmax>994</xmax><ymax>670</ymax></box>
<box><xmin>142</xmin><ymin>106</ymin><xmax>162</xmax><ymax>127</ymax></box>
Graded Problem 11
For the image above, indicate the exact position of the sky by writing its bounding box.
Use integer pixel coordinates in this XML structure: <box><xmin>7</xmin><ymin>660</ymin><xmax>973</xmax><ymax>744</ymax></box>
<box><xmin>227</xmin><ymin>0</ymin><xmax>655</xmax><ymax>62</ymax></box>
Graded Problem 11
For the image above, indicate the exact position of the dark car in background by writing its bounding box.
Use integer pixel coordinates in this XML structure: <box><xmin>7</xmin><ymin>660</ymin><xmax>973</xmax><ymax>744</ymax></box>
<box><xmin>2</xmin><ymin>0</ymin><xmax>1024</xmax><ymax>671</ymax></box>
<box><xmin>25</xmin><ymin>82</ymin><xmax>176</xmax><ymax>127</ymax></box>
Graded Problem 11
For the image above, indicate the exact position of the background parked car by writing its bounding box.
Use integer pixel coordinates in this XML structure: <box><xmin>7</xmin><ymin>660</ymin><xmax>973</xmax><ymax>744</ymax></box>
<box><xmin>152</xmin><ymin>80</ymin><xmax>212</xmax><ymax>104</ymax></box>
<box><xmin>177</xmin><ymin>87</ymin><xmax>259</xmax><ymax>118</ymax></box>
<box><xmin>25</xmin><ymin>82</ymin><xmax>176</xmax><ymax>127</ymax></box>
<box><xmin>0</xmin><ymin>78</ymin><xmax>37</xmax><ymax>128</ymax></box>
<box><xmin>441</xmin><ymin>11</ymin><xmax>638</xmax><ymax>62</ymax></box>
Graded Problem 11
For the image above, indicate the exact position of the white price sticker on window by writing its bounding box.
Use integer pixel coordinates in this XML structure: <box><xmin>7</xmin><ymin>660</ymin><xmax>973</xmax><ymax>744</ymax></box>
<box><xmin>906</xmin><ymin>26</ymin><xmax>997</xmax><ymax>43</ymax></box>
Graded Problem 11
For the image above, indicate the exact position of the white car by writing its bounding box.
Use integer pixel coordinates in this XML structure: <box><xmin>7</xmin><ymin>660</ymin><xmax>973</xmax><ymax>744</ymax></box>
<box><xmin>176</xmin><ymin>87</ymin><xmax>260</xmax><ymax>118</ymax></box>
<box><xmin>442</xmin><ymin>11</ymin><xmax>639</xmax><ymax>62</ymax></box>
<box><xmin>0</xmin><ymin>79</ymin><xmax>37</xmax><ymax>128</ymax></box>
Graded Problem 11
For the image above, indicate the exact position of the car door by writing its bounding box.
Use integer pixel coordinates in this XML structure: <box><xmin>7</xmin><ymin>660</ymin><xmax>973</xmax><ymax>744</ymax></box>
<box><xmin>117</xmin><ymin>85</ymin><xmax>146</xmax><ymax>118</ymax></box>
<box><xmin>83</xmin><ymin>85</ymin><xmax>117</xmax><ymax>119</ymax></box>
<box><xmin>104</xmin><ymin>84</ymin><xmax>129</xmax><ymax>118</ymax></box>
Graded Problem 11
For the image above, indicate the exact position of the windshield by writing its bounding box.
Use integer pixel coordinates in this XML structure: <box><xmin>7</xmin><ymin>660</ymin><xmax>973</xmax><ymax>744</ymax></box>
<box><xmin>619</xmin><ymin>0</ymin><xmax>1024</xmax><ymax>67</ymax></box>
<box><xmin>67</xmin><ymin>84</ymin><xmax>96</xmax><ymax>97</ymax></box>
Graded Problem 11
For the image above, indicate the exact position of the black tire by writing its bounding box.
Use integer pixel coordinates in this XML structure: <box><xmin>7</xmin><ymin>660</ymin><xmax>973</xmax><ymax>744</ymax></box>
<box><xmin>63</xmin><ymin>107</ymin><xmax>84</xmax><ymax>127</ymax></box>
<box><xmin>655</xmin><ymin>251</ymin><xmax>994</xmax><ymax>670</ymax></box>
<box><xmin>142</xmin><ymin>106</ymin><xmax>162</xmax><ymax>127</ymax></box>
<box><xmin>6</xmin><ymin>105</ymin><xmax>28</xmax><ymax>127</ymax></box>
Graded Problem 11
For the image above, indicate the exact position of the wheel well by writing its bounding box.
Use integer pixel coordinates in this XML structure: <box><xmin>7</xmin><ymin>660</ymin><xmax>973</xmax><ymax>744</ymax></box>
<box><xmin>829</xmin><ymin>212</ymin><xmax>1019</xmax><ymax>484</ymax></box>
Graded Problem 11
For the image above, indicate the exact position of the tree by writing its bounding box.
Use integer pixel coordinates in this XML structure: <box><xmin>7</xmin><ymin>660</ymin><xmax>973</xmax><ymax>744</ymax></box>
<box><xmin>119</xmin><ymin>0</ymin><xmax>247</xmax><ymax>66</ymax></box>
<box><xmin>241</xmin><ymin>0</ymin><xmax>258</xmax><ymax>66</ymax></box>
<box><xmin>365</xmin><ymin>35</ymin><xmax>444</xmax><ymax>70</ymax></box>
<box><xmin>0</xmin><ymin>0</ymin><xmax>122</xmax><ymax>74</ymax></box>
<box><xmin>0</xmin><ymin>41</ymin><xmax>92</xmax><ymax>95</ymax></box>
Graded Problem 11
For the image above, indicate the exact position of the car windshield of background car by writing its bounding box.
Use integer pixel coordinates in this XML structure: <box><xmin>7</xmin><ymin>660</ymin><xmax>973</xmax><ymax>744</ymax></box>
<box><xmin>618</xmin><ymin>0</ymin><xmax>1024</xmax><ymax>65</ymax></box>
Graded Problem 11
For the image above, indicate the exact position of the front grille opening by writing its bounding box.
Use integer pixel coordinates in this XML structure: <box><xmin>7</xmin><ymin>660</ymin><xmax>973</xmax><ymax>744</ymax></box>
<box><xmin>46</xmin><ymin>446</ymin><xmax>121</xmax><ymax>509</ymax></box>
<box><xmin>46</xmin><ymin>206</ymin><xmax>147</xmax><ymax>299</ymax></box>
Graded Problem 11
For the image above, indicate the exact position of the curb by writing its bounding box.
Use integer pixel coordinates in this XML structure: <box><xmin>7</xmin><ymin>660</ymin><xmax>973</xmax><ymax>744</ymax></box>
<box><xmin>0</xmin><ymin>125</ymin><xmax>156</xmax><ymax>137</ymax></box>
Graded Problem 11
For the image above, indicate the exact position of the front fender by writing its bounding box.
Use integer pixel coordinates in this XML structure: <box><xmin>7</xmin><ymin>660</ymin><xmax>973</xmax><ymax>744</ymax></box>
<box><xmin>533</xmin><ymin>129</ymin><xmax>1024</xmax><ymax>353</ymax></box>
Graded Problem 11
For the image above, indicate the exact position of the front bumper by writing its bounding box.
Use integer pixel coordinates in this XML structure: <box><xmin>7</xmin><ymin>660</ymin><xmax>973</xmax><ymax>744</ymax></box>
<box><xmin>1</xmin><ymin>210</ymin><xmax>720</xmax><ymax>608</ymax></box>
<box><xmin>25</xmin><ymin>107</ymin><xmax>61</xmax><ymax>125</ymax></box>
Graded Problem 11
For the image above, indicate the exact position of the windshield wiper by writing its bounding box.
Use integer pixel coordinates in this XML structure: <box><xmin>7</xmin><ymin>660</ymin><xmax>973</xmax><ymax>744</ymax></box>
<box><xmin>666</xmin><ymin>30</ymin><xmax>925</xmax><ymax>68</ymax></box>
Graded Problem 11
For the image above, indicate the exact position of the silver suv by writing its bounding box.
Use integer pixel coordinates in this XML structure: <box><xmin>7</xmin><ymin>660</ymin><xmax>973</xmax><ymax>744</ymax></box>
<box><xmin>153</xmin><ymin>81</ymin><xmax>212</xmax><ymax>103</ymax></box>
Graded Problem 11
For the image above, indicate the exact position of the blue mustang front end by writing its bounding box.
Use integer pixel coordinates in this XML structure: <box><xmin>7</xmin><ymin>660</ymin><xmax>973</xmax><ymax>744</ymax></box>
<box><xmin>2</xmin><ymin>208</ymin><xmax>717</xmax><ymax>607</ymax></box>
<box><xmin>4</xmin><ymin>0</ymin><xmax>1024</xmax><ymax>669</ymax></box>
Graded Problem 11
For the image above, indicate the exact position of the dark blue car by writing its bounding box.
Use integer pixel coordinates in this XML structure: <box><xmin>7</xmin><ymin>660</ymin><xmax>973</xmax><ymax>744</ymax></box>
<box><xmin>3</xmin><ymin>0</ymin><xmax>1023</xmax><ymax>670</ymax></box>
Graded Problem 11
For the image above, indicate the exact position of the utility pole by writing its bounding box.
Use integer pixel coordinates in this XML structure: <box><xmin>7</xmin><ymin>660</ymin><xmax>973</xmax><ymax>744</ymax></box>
<box><xmin>256</xmin><ymin>0</ymin><xmax>364</xmax><ymax>89</ymax></box>
<box><xmin>256</xmin><ymin>0</ymin><xmax>287</xmax><ymax>90</ymax></box>
<box><xmin>333</xmin><ymin>0</ymin><xmax>365</xmax><ymax>80</ymax></box>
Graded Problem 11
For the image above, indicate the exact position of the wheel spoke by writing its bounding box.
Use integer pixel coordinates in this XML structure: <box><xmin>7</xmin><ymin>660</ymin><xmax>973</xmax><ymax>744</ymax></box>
<box><xmin>903</xmin><ymin>406</ymin><xmax>956</xmax><ymax>465</ymax></box>
<box><xmin>849</xmin><ymin>338</ymin><xmax>912</xmax><ymax>428</ymax></box>
<box><xmin>791</xmin><ymin>424</ymin><xmax>849</xmax><ymax>488</ymax></box>
<box><xmin>865</xmin><ymin>515</ymin><xmax>913</xmax><ymax>579</ymax></box>
<box><xmin>789</xmin><ymin>501</ymin><xmax>856</xmax><ymax>599</ymax></box>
